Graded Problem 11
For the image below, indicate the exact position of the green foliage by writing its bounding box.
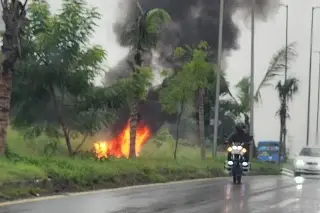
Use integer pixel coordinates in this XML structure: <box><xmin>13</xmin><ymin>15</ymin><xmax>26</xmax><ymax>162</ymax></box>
<box><xmin>160</xmin><ymin>41</ymin><xmax>212</xmax><ymax>114</ymax></box>
<box><xmin>160</xmin><ymin>70</ymin><xmax>192</xmax><ymax>114</ymax></box>
<box><xmin>120</xmin><ymin>3</ymin><xmax>171</xmax><ymax>51</ymax></box>
<box><xmin>161</xmin><ymin>41</ymin><xmax>236</xmax><ymax>142</ymax></box>
<box><xmin>11</xmin><ymin>0</ymin><xmax>127</xmax><ymax>148</ymax></box>
<box><xmin>0</xmin><ymin>147</ymin><xmax>281</xmax><ymax>199</ymax></box>
<box><xmin>231</xmin><ymin>42</ymin><xmax>298</xmax><ymax>122</ymax></box>
<box><xmin>275</xmin><ymin>77</ymin><xmax>299</xmax><ymax>101</ymax></box>
<box><xmin>275</xmin><ymin>77</ymin><xmax>299</xmax><ymax>118</ymax></box>
<box><xmin>235</xmin><ymin>77</ymin><xmax>250</xmax><ymax>114</ymax></box>
<box><xmin>126</xmin><ymin>66</ymin><xmax>154</xmax><ymax>101</ymax></box>
<box><xmin>255</xmin><ymin>42</ymin><xmax>297</xmax><ymax>101</ymax></box>
<box><xmin>148</xmin><ymin>128</ymin><xmax>174</xmax><ymax>148</ymax></box>
<box><xmin>145</xmin><ymin>8</ymin><xmax>171</xmax><ymax>35</ymax></box>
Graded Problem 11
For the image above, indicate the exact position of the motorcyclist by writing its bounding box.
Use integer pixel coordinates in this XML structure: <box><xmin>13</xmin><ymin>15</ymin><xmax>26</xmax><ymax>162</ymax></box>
<box><xmin>225</xmin><ymin>122</ymin><xmax>253</xmax><ymax>162</ymax></box>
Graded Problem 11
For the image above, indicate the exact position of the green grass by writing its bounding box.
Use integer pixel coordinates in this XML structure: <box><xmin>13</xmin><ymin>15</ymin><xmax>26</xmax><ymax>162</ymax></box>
<box><xmin>0</xmin><ymin>128</ymin><xmax>282</xmax><ymax>201</ymax></box>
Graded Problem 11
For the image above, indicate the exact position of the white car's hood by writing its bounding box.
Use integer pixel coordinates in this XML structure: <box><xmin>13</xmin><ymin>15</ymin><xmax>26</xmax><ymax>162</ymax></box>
<box><xmin>296</xmin><ymin>156</ymin><xmax>320</xmax><ymax>163</ymax></box>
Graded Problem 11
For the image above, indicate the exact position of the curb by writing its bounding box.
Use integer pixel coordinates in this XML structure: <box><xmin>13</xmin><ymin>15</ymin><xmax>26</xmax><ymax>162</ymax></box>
<box><xmin>0</xmin><ymin>175</ymin><xmax>284</xmax><ymax>207</ymax></box>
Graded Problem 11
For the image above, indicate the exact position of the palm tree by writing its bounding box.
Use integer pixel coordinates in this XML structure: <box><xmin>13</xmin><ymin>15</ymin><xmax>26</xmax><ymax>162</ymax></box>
<box><xmin>275</xmin><ymin>77</ymin><xmax>299</xmax><ymax>164</ymax></box>
<box><xmin>231</xmin><ymin>42</ymin><xmax>297</xmax><ymax>156</ymax></box>
<box><xmin>124</xmin><ymin>1</ymin><xmax>171</xmax><ymax>158</ymax></box>
<box><xmin>0</xmin><ymin>0</ymin><xmax>28</xmax><ymax>155</ymax></box>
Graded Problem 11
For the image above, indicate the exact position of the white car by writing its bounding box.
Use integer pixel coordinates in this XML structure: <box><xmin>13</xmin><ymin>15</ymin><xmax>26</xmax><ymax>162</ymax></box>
<box><xmin>294</xmin><ymin>146</ymin><xmax>320</xmax><ymax>176</ymax></box>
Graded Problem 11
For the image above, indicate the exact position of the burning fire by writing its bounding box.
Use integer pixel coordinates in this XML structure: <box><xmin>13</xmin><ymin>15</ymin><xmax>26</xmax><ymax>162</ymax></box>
<box><xmin>93</xmin><ymin>121</ymin><xmax>151</xmax><ymax>159</ymax></box>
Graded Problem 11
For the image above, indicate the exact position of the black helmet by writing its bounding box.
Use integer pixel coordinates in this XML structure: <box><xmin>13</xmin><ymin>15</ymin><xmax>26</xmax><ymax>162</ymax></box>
<box><xmin>235</xmin><ymin>122</ymin><xmax>246</xmax><ymax>132</ymax></box>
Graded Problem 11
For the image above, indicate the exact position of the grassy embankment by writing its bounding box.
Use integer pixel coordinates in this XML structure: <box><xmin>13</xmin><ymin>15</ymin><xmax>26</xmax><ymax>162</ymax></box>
<box><xmin>0</xmin><ymin>128</ymin><xmax>281</xmax><ymax>201</ymax></box>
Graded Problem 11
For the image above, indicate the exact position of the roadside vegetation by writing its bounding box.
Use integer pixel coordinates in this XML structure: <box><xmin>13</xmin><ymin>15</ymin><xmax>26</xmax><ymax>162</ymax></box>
<box><xmin>0</xmin><ymin>0</ymin><xmax>295</xmax><ymax>200</ymax></box>
<box><xmin>0</xmin><ymin>129</ymin><xmax>281</xmax><ymax>200</ymax></box>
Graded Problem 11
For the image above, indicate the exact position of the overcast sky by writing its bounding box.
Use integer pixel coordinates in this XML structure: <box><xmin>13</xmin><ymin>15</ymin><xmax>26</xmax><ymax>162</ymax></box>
<box><xmin>7</xmin><ymin>0</ymin><xmax>320</xmax><ymax>154</ymax></box>
<box><xmin>229</xmin><ymin>0</ymin><xmax>320</xmax><ymax>154</ymax></box>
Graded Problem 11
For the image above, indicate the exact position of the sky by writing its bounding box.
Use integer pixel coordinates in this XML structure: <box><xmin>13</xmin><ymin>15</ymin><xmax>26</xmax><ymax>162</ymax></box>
<box><xmin>227</xmin><ymin>0</ymin><xmax>320</xmax><ymax>154</ymax></box>
<box><xmin>2</xmin><ymin>0</ymin><xmax>320</xmax><ymax>154</ymax></box>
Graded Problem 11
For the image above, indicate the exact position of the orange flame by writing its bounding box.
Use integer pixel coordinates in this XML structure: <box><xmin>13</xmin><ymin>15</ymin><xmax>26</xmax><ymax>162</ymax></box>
<box><xmin>93</xmin><ymin>121</ymin><xmax>151</xmax><ymax>158</ymax></box>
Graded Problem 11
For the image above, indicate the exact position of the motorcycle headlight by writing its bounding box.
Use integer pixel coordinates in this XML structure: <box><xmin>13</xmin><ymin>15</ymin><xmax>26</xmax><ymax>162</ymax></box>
<box><xmin>295</xmin><ymin>160</ymin><xmax>305</xmax><ymax>166</ymax></box>
<box><xmin>227</xmin><ymin>147</ymin><xmax>232</xmax><ymax>152</ymax></box>
<box><xmin>237</xmin><ymin>146</ymin><xmax>243</xmax><ymax>150</ymax></box>
<box><xmin>232</xmin><ymin>146</ymin><xmax>237</xmax><ymax>150</ymax></box>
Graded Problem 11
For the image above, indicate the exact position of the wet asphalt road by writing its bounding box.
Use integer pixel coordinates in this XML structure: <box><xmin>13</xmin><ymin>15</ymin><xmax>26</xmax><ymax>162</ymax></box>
<box><xmin>0</xmin><ymin>176</ymin><xmax>320</xmax><ymax>213</ymax></box>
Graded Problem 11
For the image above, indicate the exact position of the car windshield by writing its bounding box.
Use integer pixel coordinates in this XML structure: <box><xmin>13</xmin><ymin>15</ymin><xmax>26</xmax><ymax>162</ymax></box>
<box><xmin>257</xmin><ymin>145</ymin><xmax>279</xmax><ymax>152</ymax></box>
<box><xmin>299</xmin><ymin>147</ymin><xmax>320</xmax><ymax>157</ymax></box>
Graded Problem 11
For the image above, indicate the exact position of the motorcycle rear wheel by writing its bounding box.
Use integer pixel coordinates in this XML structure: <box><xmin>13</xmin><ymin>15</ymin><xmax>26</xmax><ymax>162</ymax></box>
<box><xmin>237</xmin><ymin>175</ymin><xmax>242</xmax><ymax>184</ymax></box>
<box><xmin>233</xmin><ymin>174</ymin><xmax>237</xmax><ymax>184</ymax></box>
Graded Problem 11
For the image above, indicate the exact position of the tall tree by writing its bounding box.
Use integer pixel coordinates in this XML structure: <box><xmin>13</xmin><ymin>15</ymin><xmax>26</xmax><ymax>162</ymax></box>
<box><xmin>162</xmin><ymin>42</ymin><xmax>213</xmax><ymax>159</ymax></box>
<box><xmin>123</xmin><ymin>1</ymin><xmax>171</xmax><ymax>158</ymax></box>
<box><xmin>11</xmin><ymin>0</ymin><xmax>126</xmax><ymax>156</ymax></box>
<box><xmin>159</xmin><ymin>69</ymin><xmax>192</xmax><ymax>159</ymax></box>
<box><xmin>0</xmin><ymin>0</ymin><xmax>28</xmax><ymax>155</ymax></box>
<box><xmin>275</xmin><ymin>77</ymin><xmax>299</xmax><ymax>164</ymax></box>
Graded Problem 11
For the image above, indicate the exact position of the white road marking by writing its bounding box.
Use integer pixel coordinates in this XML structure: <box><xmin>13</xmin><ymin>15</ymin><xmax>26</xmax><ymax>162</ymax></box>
<box><xmin>0</xmin><ymin>175</ymin><xmax>282</xmax><ymax>207</ymax></box>
<box><xmin>0</xmin><ymin>177</ymin><xmax>228</xmax><ymax>207</ymax></box>
<box><xmin>269</xmin><ymin>198</ymin><xmax>299</xmax><ymax>209</ymax></box>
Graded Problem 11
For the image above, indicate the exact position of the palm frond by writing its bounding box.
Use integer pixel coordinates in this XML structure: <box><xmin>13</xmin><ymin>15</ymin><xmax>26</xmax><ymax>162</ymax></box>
<box><xmin>136</xmin><ymin>0</ymin><xmax>144</xmax><ymax>13</ymax></box>
<box><xmin>235</xmin><ymin>76</ymin><xmax>250</xmax><ymax>112</ymax></box>
<box><xmin>275</xmin><ymin>77</ymin><xmax>299</xmax><ymax>101</ymax></box>
<box><xmin>123</xmin><ymin>7</ymin><xmax>171</xmax><ymax>52</ymax></box>
<box><xmin>146</xmin><ymin>8</ymin><xmax>171</xmax><ymax>34</ymax></box>
<box><xmin>255</xmin><ymin>42</ymin><xmax>297</xmax><ymax>101</ymax></box>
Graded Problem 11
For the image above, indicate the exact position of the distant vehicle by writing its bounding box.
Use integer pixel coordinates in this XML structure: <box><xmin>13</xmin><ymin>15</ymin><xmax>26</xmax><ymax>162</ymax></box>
<box><xmin>256</xmin><ymin>141</ymin><xmax>284</xmax><ymax>163</ymax></box>
<box><xmin>294</xmin><ymin>146</ymin><xmax>320</xmax><ymax>176</ymax></box>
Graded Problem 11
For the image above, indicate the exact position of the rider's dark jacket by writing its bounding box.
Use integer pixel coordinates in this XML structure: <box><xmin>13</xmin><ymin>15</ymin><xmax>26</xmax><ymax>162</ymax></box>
<box><xmin>225</xmin><ymin>131</ymin><xmax>253</xmax><ymax>152</ymax></box>
<box><xmin>226</xmin><ymin>131</ymin><xmax>252</xmax><ymax>144</ymax></box>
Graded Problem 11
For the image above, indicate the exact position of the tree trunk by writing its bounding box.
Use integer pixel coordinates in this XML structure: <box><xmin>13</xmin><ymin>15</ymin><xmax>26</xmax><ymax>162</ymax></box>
<box><xmin>0</xmin><ymin>1</ymin><xmax>28</xmax><ymax>155</ymax></box>
<box><xmin>278</xmin><ymin>101</ymin><xmax>286</xmax><ymax>165</ymax></box>
<box><xmin>60</xmin><ymin>122</ymin><xmax>73</xmax><ymax>156</ymax></box>
<box><xmin>283</xmin><ymin>112</ymin><xmax>287</xmax><ymax>162</ymax></box>
<box><xmin>129</xmin><ymin>100</ymin><xmax>138</xmax><ymax>158</ymax></box>
<box><xmin>129</xmin><ymin>43</ymin><xmax>143</xmax><ymax>159</ymax></box>
<box><xmin>244</xmin><ymin>114</ymin><xmax>250</xmax><ymax>127</ymax></box>
<box><xmin>198</xmin><ymin>88</ymin><xmax>205</xmax><ymax>159</ymax></box>
<box><xmin>0</xmin><ymin>72</ymin><xmax>12</xmax><ymax>155</ymax></box>
<box><xmin>74</xmin><ymin>134</ymin><xmax>88</xmax><ymax>154</ymax></box>
<box><xmin>277</xmin><ymin>127</ymin><xmax>283</xmax><ymax>165</ymax></box>
<box><xmin>174</xmin><ymin>100</ymin><xmax>185</xmax><ymax>160</ymax></box>
<box><xmin>244</xmin><ymin>113</ymin><xmax>257</xmax><ymax>158</ymax></box>
<box><xmin>49</xmin><ymin>85</ymin><xmax>73</xmax><ymax>156</ymax></box>
<box><xmin>283</xmin><ymin>127</ymin><xmax>287</xmax><ymax>162</ymax></box>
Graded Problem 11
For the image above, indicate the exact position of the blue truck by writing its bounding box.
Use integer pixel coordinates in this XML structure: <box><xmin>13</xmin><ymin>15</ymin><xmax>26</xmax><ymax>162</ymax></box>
<box><xmin>256</xmin><ymin>140</ymin><xmax>284</xmax><ymax>163</ymax></box>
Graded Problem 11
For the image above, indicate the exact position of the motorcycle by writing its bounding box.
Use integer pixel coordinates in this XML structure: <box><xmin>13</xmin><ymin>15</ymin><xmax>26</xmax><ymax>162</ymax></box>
<box><xmin>224</xmin><ymin>142</ymin><xmax>251</xmax><ymax>184</ymax></box>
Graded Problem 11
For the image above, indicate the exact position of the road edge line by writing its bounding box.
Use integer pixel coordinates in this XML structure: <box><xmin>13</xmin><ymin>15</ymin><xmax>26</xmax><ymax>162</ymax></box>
<box><xmin>0</xmin><ymin>175</ymin><xmax>280</xmax><ymax>207</ymax></box>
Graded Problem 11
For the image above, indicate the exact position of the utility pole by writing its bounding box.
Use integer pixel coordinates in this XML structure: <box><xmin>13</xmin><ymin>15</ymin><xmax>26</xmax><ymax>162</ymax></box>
<box><xmin>306</xmin><ymin>7</ymin><xmax>320</xmax><ymax>146</ymax></box>
<box><xmin>249</xmin><ymin>0</ymin><xmax>255</xmax><ymax>161</ymax></box>
<box><xmin>315</xmin><ymin>51</ymin><xmax>320</xmax><ymax>145</ymax></box>
<box><xmin>212</xmin><ymin>0</ymin><xmax>224</xmax><ymax>158</ymax></box>
<box><xmin>279</xmin><ymin>3</ymin><xmax>289</xmax><ymax>161</ymax></box>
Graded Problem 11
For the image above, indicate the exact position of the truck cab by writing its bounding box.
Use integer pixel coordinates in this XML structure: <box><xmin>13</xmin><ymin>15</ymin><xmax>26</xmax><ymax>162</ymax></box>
<box><xmin>256</xmin><ymin>140</ymin><xmax>284</xmax><ymax>163</ymax></box>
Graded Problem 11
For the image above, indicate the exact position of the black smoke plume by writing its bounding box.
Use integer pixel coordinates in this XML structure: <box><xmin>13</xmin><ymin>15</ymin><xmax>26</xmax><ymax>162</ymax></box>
<box><xmin>107</xmin><ymin>0</ymin><xmax>280</xmax><ymax>136</ymax></box>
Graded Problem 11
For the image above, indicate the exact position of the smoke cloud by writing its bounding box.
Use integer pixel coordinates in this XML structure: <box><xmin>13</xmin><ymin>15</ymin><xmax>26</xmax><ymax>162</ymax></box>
<box><xmin>113</xmin><ymin>0</ymin><xmax>280</xmax><ymax>55</ymax></box>
<box><xmin>106</xmin><ymin>0</ymin><xmax>281</xmax><ymax>136</ymax></box>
